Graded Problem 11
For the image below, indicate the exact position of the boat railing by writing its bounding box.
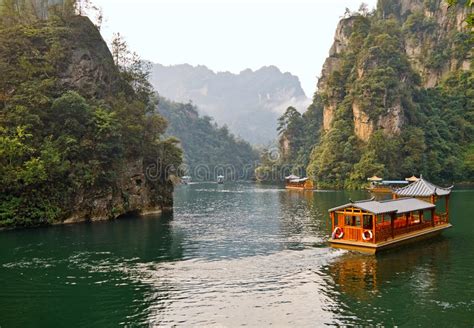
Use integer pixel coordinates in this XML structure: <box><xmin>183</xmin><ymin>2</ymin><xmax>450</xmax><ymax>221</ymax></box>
<box><xmin>375</xmin><ymin>220</ymin><xmax>433</xmax><ymax>242</ymax></box>
<box><xmin>435</xmin><ymin>212</ymin><xmax>448</xmax><ymax>225</ymax></box>
<box><xmin>393</xmin><ymin>221</ymin><xmax>432</xmax><ymax>238</ymax></box>
<box><xmin>375</xmin><ymin>225</ymin><xmax>392</xmax><ymax>242</ymax></box>
<box><xmin>343</xmin><ymin>226</ymin><xmax>363</xmax><ymax>242</ymax></box>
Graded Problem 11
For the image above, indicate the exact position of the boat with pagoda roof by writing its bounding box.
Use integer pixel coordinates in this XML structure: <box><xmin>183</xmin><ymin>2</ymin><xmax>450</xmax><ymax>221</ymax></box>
<box><xmin>285</xmin><ymin>175</ymin><xmax>314</xmax><ymax>190</ymax></box>
<box><xmin>329</xmin><ymin>176</ymin><xmax>453</xmax><ymax>254</ymax></box>
<box><xmin>366</xmin><ymin>175</ymin><xmax>412</xmax><ymax>193</ymax></box>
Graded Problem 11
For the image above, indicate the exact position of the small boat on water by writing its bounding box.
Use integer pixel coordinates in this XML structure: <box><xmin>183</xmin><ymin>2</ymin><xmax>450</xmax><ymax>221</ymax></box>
<box><xmin>366</xmin><ymin>175</ymin><xmax>409</xmax><ymax>193</ymax></box>
<box><xmin>217</xmin><ymin>175</ymin><xmax>224</xmax><ymax>184</ymax></box>
<box><xmin>285</xmin><ymin>175</ymin><xmax>314</xmax><ymax>190</ymax></box>
<box><xmin>181</xmin><ymin>175</ymin><xmax>191</xmax><ymax>185</ymax></box>
<box><xmin>329</xmin><ymin>177</ymin><xmax>453</xmax><ymax>254</ymax></box>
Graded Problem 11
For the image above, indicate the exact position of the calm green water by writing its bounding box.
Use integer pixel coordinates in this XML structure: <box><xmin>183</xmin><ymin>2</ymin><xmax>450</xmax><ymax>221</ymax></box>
<box><xmin>0</xmin><ymin>183</ymin><xmax>472</xmax><ymax>327</ymax></box>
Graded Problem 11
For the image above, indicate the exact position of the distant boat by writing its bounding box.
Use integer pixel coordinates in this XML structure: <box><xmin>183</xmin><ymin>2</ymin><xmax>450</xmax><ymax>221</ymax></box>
<box><xmin>284</xmin><ymin>175</ymin><xmax>314</xmax><ymax>190</ymax></box>
<box><xmin>366</xmin><ymin>175</ymin><xmax>408</xmax><ymax>193</ymax></box>
<box><xmin>217</xmin><ymin>175</ymin><xmax>224</xmax><ymax>184</ymax></box>
<box><xmin>181</xmin><ymin>176</ymin><xmax>191</xmax><ymax>185</ymax></box>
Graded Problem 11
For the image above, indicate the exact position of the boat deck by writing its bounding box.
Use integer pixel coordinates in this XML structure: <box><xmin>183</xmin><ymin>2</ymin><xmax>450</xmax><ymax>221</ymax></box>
<box><xmin>329</xmin><ymin>223</ymin><xmax>452</xmax><ymax>254</ymax></box>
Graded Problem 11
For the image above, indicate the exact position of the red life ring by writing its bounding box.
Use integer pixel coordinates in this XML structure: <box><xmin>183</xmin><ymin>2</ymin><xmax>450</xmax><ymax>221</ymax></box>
<box><xmin>362</xmin><ymin>230</ymin><xmax>373</xmax><ymax>241</ymax></box>
<box><xmin>332</xmin><ymin>227</ymin><xmax>344</xmax><ymax>239</ymax></box>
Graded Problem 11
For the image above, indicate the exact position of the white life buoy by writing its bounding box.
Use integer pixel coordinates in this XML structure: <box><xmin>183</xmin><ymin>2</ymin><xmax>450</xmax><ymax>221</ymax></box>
<box><xmin>362</xmin><ymin>230</ymin><xmax>373</xmax><ymax>241</ymax></box>
<box><xmin>332</xmin><ymin>227</ymin><xmax>344</xmax><ymax>239</ymax></box>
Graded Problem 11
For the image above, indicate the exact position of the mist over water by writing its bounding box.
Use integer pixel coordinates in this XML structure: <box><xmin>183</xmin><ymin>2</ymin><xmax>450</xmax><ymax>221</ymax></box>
<box><xmin>0</xmin><ymin>183</ymin><xmax>472</xmax><ymax>326</ymax></box>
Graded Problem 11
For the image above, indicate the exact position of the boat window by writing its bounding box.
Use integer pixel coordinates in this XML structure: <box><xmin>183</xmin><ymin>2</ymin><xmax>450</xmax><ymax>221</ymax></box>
<box><xmin>345</xmin><ymin>215</ymin><xmax>360</xmax><ymax>227</ymax></box>
<box><xmin>345</xmin><ymin>216</ymin><xmax>351</xmax><ymax>225</ymax></box>
<box><xmin>363</xmin><ymin>215</ymin><xmax>372</xmax><ymax>229</ymax></box>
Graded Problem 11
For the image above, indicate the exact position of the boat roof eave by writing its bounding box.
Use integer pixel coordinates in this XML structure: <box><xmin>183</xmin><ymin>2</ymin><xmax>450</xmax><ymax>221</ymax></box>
<box><xmin>328</xmin><ymin>198</ymin><xmax>436</xmax><ymax>215</ymax></box>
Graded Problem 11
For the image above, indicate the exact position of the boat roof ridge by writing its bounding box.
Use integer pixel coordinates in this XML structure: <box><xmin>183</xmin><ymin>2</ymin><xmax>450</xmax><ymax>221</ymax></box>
<box><xmin>379</xmin><ymin>197</ymin><xmax>411</xmax><ymax>203</ymax></box>
<box><xmin>353</xmin><ymin>198</ymin><xmax>376</xmax><ymax>204</ymax></box>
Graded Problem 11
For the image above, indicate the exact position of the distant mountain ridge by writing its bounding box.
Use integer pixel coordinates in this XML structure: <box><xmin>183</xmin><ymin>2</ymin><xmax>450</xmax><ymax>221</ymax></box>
<box><xmin>149</xmin><ymin>63</ymin><xmax>310</xmax><ymax>145</ymax></box>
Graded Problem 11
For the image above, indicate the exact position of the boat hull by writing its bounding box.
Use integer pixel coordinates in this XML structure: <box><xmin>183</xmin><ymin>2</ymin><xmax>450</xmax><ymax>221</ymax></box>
<box><xmin>285</xmin><ymin>186</ymin><xmax>313</xmax><ymax>191</ymax></box>
<box><xmin>366</xmin><ymin>187</ymin><xmax>393</xmax><ymax>193</ymax></box>
<box><xmin>329</xmin><ymin>224</ymin><xmax>452</xmax><ymax>254</ymax></box>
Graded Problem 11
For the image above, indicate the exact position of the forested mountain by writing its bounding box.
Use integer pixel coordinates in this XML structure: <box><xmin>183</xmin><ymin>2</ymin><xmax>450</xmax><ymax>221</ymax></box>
<box><xmin>0</xmin><ymin>2</ymin><xmax>182</xmax><ymax>227</ymax></box>
<box><xmin>150</xmin><ymin>63</ymin><xmax>309</xmax><ymax>145</ymax></box>
<box><xmin>259</xmin><ymin>0</ymin><xmax>473</xmax><ymax>188</ymax></box>
<box><xmin>157</xmin><ymin>97</ymin><xmax>259</xmax><ymax>180</ymax></box>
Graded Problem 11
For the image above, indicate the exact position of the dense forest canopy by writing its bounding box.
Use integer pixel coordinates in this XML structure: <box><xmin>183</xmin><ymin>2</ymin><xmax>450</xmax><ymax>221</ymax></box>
<box><xmin>0</xmin><ymin>0</ymin><xmax>182</xmax><ymax>227</ymax></box>
<box><xmin>260</xmin><ymin>0</ymin><xmax>473</xmax><ymax>188</ymax></box>
<box><xmin>157</xmin><ymin>97</ymin><xmax>259</xmax><ymax>180</ymax></box>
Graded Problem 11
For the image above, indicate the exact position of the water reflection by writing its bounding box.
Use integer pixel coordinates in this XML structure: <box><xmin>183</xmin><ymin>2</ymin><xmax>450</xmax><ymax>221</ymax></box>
<box><xmin>322</xmin><ymin>236</ymin><xmax>453</xmax><ymax>325</ymax></box>
<box><xmin>327</xmin><ymin>237</ymin><xmax>450</xmax><ymax>299</ymax></box>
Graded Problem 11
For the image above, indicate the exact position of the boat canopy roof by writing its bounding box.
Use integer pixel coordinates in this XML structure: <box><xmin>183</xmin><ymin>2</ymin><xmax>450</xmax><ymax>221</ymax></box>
<box><xmin>405</xmin><ymin>175</ymin><xmax>419</xmax><ymax>182</ymax></box>
<box><xmin>285</xmin><ymin>174</ymin><xmax>300</xmax><ymax>180</ymax></box>
<box><xmin>394</xmin><ymin>176</ymin><xmax>452</xmax><ymax>197</ymax></box>
<box><xmin>328</xmin><ymin>197</ymin><xmax>435</xmax><ymax>215</ymax></box>
<box><xmin>289</xmin><ymin>177</ymin><xmax>308</xmax><ymax>183</ymax></box>
<box><xmin>381</xmin><ymin>180</ymin><xmax>409</xmax><ymax>185</ymax></box>
<box><xmin>367</xmin><ymin>175</ymin><xmax>383</xmax><ymax>181</ymax></box>
<box><xmin>217</xmin><ymin>175</ymin><xmax>224</xmax><ymax>178</ymax></box>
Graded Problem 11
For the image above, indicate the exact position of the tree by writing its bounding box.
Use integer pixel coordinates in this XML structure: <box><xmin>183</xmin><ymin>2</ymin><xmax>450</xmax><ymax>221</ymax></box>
<box><xmin>110</xmin><ymin>32</ymin><xmax>152</xmax><ymax>102</ymax></box>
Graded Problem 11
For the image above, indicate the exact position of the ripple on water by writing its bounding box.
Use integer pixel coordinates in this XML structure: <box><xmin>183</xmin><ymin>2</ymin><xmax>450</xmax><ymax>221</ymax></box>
<box><xmin>119</xmin><ymin>248</ymin><xmax>347</xmax><ymax>326</ymax></box>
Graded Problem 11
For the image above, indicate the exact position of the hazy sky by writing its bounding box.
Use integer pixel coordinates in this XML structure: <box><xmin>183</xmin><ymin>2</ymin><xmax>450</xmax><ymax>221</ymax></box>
<box><xmin>92</xmin><ymin>0</ymin><xmax>377</xmax><ymax>97</ymax></box>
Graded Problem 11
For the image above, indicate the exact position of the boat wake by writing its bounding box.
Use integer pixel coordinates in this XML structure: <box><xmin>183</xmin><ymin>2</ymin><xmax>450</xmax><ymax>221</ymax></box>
<box><xmin>119</xmin><ymin>248</ymin><xmax>346</xmax><ymax>326</ymax></box>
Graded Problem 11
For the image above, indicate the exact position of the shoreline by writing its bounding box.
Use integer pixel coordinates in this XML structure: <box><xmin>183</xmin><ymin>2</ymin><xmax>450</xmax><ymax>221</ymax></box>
<box><xmin>0</xmin><ymin>207</ymin><xmax>172</xmax><ymax>232</ymax></box>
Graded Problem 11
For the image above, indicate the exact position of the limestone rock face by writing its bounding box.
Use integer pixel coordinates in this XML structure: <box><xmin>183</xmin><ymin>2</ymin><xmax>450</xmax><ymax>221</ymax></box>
<box><xmin>318</xmin><ymin>17</ymin><xmax>355</xmax><ymax>131</ymax></box>
<box><xmin>59</xmin><ymin>16</ymin><xmax>122</xmax><ymax>99</ymax></box>
<box><xmin>64</xmin><ymin>159</ymin><xmax>173</xmax><ymax>224</ymax></box>
<box><xmin>323</xmin><ymin>102</ymin><xmax>336</xmax><ymax>132</ymax></box>
<box><xmin>402</xmin><ymin>0</ymin><xmax>471</xmax><ymax>88</ymax></box>
<box><xmin>318</xmin><ymin>0</ymin><xmax>471</xmax><ymax>139</ymax></box>
<box><xmin>352</xmin><ymin>102</ymin><xmax>373</xmax><ymax>142</ymax></box>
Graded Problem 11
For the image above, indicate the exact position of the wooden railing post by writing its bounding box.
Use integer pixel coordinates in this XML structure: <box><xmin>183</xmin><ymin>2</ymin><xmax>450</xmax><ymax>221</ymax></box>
<box><xmin>431</xmin><ymin>208</ymin><xmax>435</xmax><ymax>227</ymax></box>
<box><xmin>390</xmin><ymin>213</ymin><xmax>395</xmax><ymax>238</ymax></box>
<box><xmin>446</xmin><ymin>195</ymin><xmax>449</xmax><ymax>223</ymax></box>
<box><xmin>372</xmin><ymin>214</ymin><xmax>376</xmax><ymax>243</ymax></box>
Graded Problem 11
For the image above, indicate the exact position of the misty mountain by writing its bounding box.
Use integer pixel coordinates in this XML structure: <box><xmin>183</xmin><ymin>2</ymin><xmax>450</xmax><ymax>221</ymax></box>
<box><xmin>149</xmin><ymin>63</ymin><xmax>309</xmax><ymax>145</ymax></box>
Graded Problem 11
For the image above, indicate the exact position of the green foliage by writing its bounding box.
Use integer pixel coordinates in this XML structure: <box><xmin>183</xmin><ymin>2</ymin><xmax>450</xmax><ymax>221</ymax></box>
<box><xmin>377</xmin><ymin>0</ymin><xmax>402</xmax><ymax>19</ymax></box>
<box><xmin>157</xmin><ymin>98</ymin><xmax>258</xmax><ymax>180</ymax></box>
<box><xmin>277</xmin><ymin>106</ymin><xmax>304</xmax><ymax>161</ymax></box>
<box><xmin>307</xmin><ymin>99</ymin><xmax>360</xmax><ymax>188</ymax></box>
<box><xmin>0</xmin><ymin>13</ymin><xmax>181</xmax><ymax>227</ymax></box>
<box><xmin>256</xmin><ymin>95</ymin><xmax>323</xmax><ymax>181</ymax></box>
<box><xmin>403</xmin><ymin>11</ymin><xmax>437</xmax><ymax>36</ymax></box>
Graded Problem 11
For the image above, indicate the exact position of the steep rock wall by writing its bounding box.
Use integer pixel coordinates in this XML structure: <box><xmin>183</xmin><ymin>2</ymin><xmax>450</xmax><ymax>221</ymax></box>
<box><xmin>318</xmin><ymin>0</ymin><xmax>472</xmax><ymax>140</ymax></box>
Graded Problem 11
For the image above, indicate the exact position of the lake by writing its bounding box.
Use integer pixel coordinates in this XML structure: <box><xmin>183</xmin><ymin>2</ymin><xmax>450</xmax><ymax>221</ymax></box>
<box><xmin>0</xmin><ymin>182</ymin><xmax>472</xmax><ymax>326</ymax></box>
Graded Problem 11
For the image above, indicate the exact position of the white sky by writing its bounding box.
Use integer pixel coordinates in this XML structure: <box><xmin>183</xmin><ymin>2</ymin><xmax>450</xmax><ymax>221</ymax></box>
<box><xmin>92</xmin><ymin>0</ymin><xmax>377</xmax><ymax>97</ymax></box>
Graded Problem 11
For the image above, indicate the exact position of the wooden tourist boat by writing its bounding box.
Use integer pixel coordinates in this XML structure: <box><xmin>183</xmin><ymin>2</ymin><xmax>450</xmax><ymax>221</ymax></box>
<box><xmin>285</xmin><ymin>175</ymin><xmax>314</xmax><ymax>190</ymax></box>
<box><xmin>329</xmin><ymin>177</ymin><xmax>453</xmax><ymax>254</ymax></box>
